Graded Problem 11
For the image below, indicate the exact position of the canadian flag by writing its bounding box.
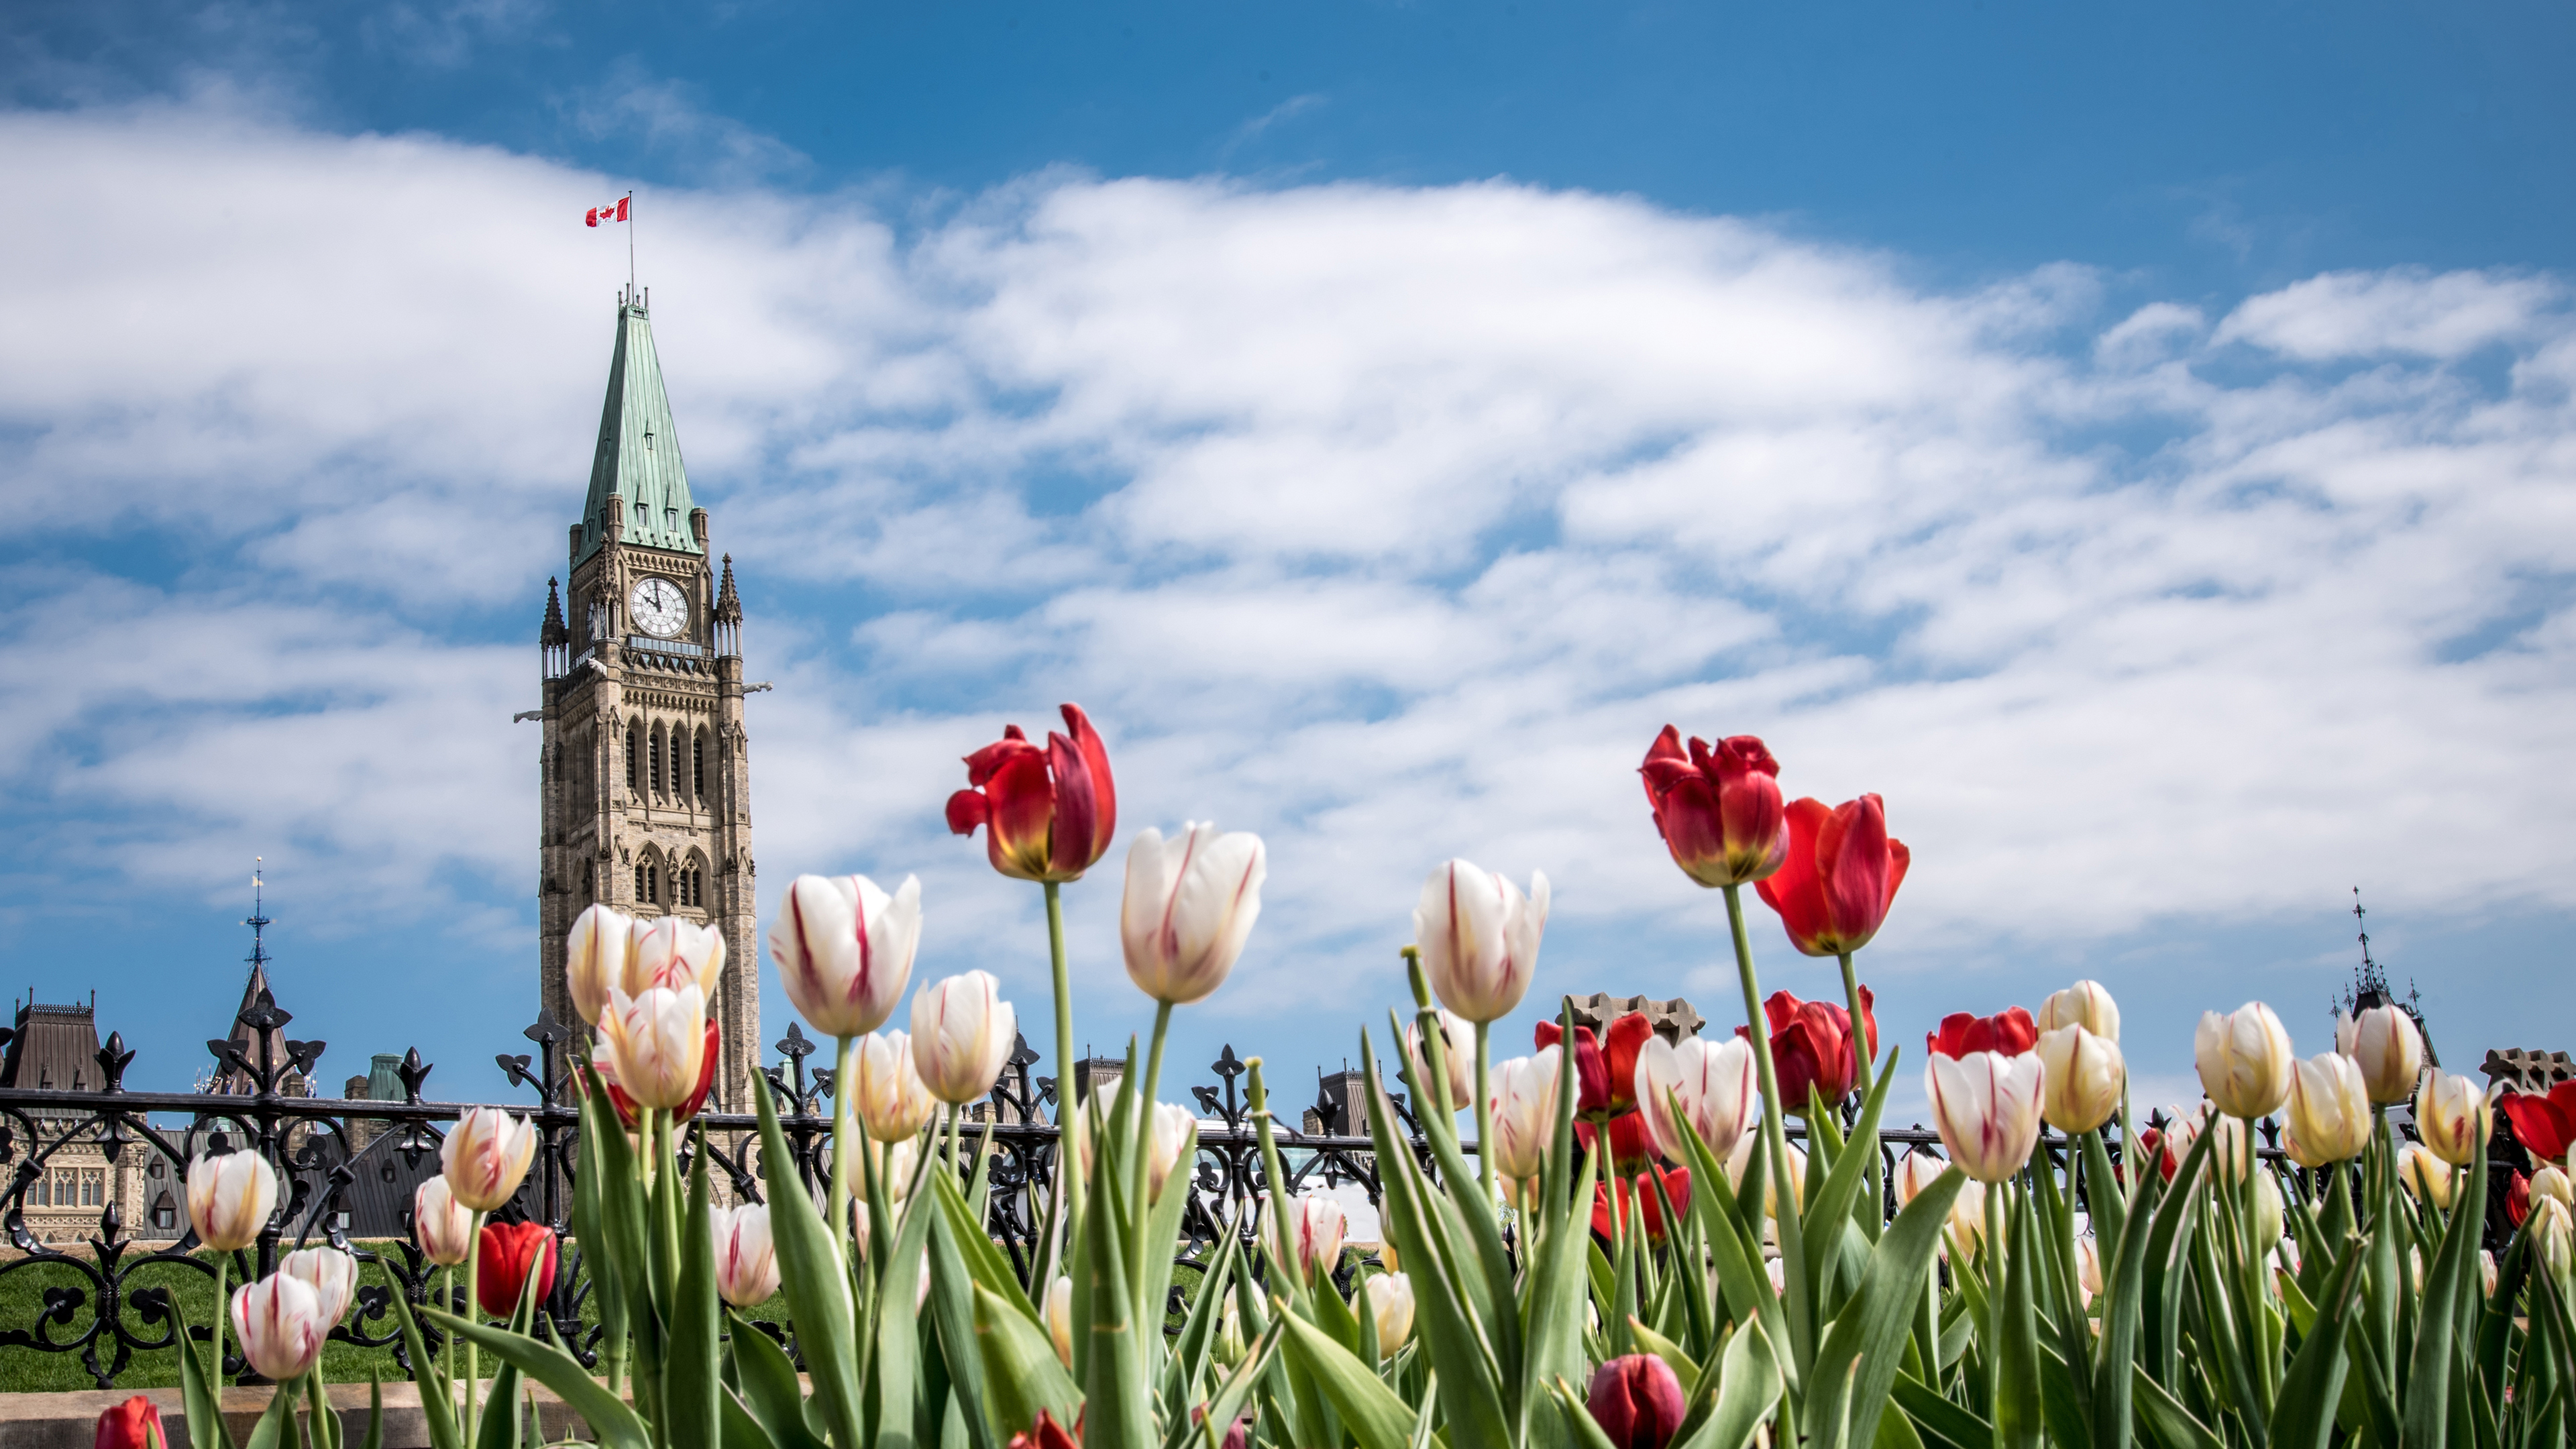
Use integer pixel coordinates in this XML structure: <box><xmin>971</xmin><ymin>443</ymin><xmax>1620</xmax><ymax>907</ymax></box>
<box><xmin>586</xmin><ymin>197</ymin><xmax>630</xmax><ymax>227</ymax></box>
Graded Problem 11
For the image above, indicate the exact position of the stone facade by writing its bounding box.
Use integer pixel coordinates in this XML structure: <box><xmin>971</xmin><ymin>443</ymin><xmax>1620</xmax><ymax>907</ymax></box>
<box><xmin>536</xmin><ymin>287</ymin><xmax>760</xmax><ymax>1113</ymax></box>
<box><xmin>1</xmin><ymin>998</ymin><xmax>172</xmax><ymax>1244</ymax></box>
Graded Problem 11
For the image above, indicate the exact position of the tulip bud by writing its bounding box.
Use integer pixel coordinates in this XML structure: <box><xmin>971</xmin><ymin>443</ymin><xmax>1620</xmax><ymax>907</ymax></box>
<box><xmin>2035</xmin><ymin>980</ymin><xmax>2121</xmax><ymax>1042</ymax></box>
<box><xmin>2534</xmin><ymin>1197</ymin><xmax>2574</xmax><ymax>1281</ymax></box>
<box><xmin>598</xmin><ymin>983</ymin><xmax>712</xmax><ymax>1112</ymax></box>
<box><xmin>2283</xmin><ymin>1051</ymin><xmax>2373</xmax><ymax>1167</ymax></box>
<box><xmin>1638</xmin><ymin>728</ymin><xmax>1789</xmax><ymax>888</ymax></box>
<box><xmin>630</xmin><ymin>914</ymin><xmax>727</xmax><ymax>996</ymax></box>
<box><xmin>566</xmin><ymin>902</ymin><xmax>634</xmax><ymax>1026</ymax></box>
<box><xmin>1944</xmin><ymin>1179</ymin><xmax>1991</xmax><ymax>1258</ymax></box>
<box><xmin>1412</xmin><ymin>859</ymin><xmax>1549</xmax><ymax>1024</ymax></box>
<box><xmin>231</xmin><ymin>1271</ymin><xmax>330</xmax><ymax>1381</ymax></box>
<box><xmin>1893</xmin><ymin>1150</ymin><xmax>1950</xmax><ymax>1208</ymax></box>
<box><xmin>1288</xmin><ymin>1194</ymin><xmax>1346</xmax><ymax>1280</ymax></box>
<box><xmin>909</xmin><ymin>971</ymin><xmax>1018</xmax><ymax>1106</ymax></box>
<box><xmin>1364</xmin><ymin>1273</ymin><xmax>1415</xmax><ymax>1356</ymax></box>
<box><xmin>853</xmin><ymin>1031</ymin><xmax>938</xmax><ymax>1143</ymax></box>
<box><xmin>2480</xmin><ymin>1248</ymin><xmax>2498</xmax><ymax>1298</ymax></box>
<box><xmin>2398</xmin><ymin>1142</ymin><xmax>2455</xmax><ymax>1208</ymax></box>
<box><xmin>877</xmin><ymin>1138</ymin><xmax>919</xmax><ymax>1203</ymax></box>
<box><xmin>769</xmin><ymin>873</ymin><xmax>921</xmax><ymax>1039</ymax></box>
<box><xmin>93</xmin><ymin>1395</ymin><xmax>165</xmax><ymax>1449</ymax></box>
<box><xmin>1404</xmin><ymin>1008</ymin><xmax>1477</xmax><ymax>1116</ymax></box>
<box><xmin>1487</xmin><ymin>1048</ymin><xmax>1562</xmax><ymax>1182</ymax></box>
<box><xmin>186</xmin><ymin>1151</ymin><xmax>277</xmax><ymax>1252</ymax></box>
<box><xmin>2335</xmin><ymin>1005</ymin><xmax>2424</xmax><ymax>1106</ymax></box>
<box><xmin>1762</xmin><ymin>1141</ymin><xmax>1810</xmax><ymax>1222</ymax></box>
<box><xmin>1120</xmin><ymin>823</ymin><xmax>1266</xmax><ymax>1006</ymax></box>
<box><xmin>410</xmin><ymin>1177</ymin><xmax>473</xmax><ymax>1267</ymax></box>
<box><xmin>1634</xmin><ymin>1033</ymin><xmax>1760</xmax><ymax>1166</ymax></box>
<box><xmin>442</xmin><ymin>1106</ymin><xmax>539</xmax><ymax>1213</ymax></box>
<box><xmin>2035</xmin><ymin>1024</ymin><xmax>2124</xmax><ymax>1134</ymax></box>
<box><xmin>2076</xmin><ymin>1234</ymin><xmax>2102</xmax><ymax>1305</ymax></box>
<box><xmin>1926</xmin><ymin>1050</ymin><xmax>2047</xmax><ymax>1184</ymax></box>
<box><xmin>2251</xmin><ymin>1172</ymin><xmax>2284</xmax><ymax>1248</ymax></box>
<box><xmin>712</xmin><ymin>1203</ymin><xmax>779</xmax><ymax>1308</ymax></box>
<box><xmin>2206</xmin><ymin>1110</ymin><xmax>2260</xmax><ymax>1183</ymax></box>
<box><xmin>1765</xmin><ymin>1256</ymin><xmax>1788</xmax><ymax>1295</ymax></box>
<box><xmin>1143</xmin><ymin>1099</ymin><xmax>1199</xmax><ymax>1201</ymax></box>
<box><xmin>1588</xmin><ymin>1352</ymin><xmax>1688</xmax><ymax>1449</ymax></box>
<box><xmin>476</xmin><ymin>1220</ymin><xmax>559</xmax><ymax>1316</ymax></box>
<box><xmin>2533</xmin><ymin>1165</ymin><xmax>2575</xmax><ymax>1211</ymax></box>
<box><xmin>280</xmin><ymin>1246</ymin><xmax>358</xmax><ymax>1326</ymax></box>
<box><xmin>2195</xmin><ymin>1002</ymin><xmax>2294</xmax><ymax>1121</ymax></box>
<box><xmin>2414</xmin><ymin>1071</ymin><xmax>2494</xmax><ymax>1168</ymax></box>
<box><xmin>1045</xmin><ymin>1277</ymin><xmax>1073</xmax><ymax>1367</ymax></box>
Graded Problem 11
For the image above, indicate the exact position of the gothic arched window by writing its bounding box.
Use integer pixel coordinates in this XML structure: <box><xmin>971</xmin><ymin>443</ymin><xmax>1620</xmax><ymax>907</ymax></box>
<box><xmin>649</xmin><ymin>727</ymin><xmax>665</xmax><ymax>796</ymax></box>
<box><xmin>626</xmin><ymin>724</ymin><xmax>641</xmax><ymax>793</ymax></box>
<box><xmin>693</xmin><ymin>733</ymin><xmax>708</xmax><ymax>801</ymax></box>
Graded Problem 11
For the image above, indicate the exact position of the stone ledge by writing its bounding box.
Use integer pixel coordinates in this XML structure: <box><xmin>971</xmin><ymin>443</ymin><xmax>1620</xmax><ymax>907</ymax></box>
<box><xmin>0</xmin><ymin>1379</ymin><xmax>606</xmax><ymax>1448</ymax></box>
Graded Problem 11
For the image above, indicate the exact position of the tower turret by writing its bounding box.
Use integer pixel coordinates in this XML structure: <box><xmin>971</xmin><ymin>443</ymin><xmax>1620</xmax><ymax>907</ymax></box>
<box><xmin>537</xmin><ymin>291</ymin><xmax>759</xmax><ymax>1113</ymax></box>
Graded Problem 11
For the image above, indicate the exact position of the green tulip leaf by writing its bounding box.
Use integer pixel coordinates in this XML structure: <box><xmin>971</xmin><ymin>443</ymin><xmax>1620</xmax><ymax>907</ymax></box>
<box><xmin>2133</xmin><ymin>1363</ymin><xmax>2225</xmax><ymax>1449</ymax></box>
<box><xmin>750</xmin><ymin>1072</ymin><xmax>867</xmax><ymax>1449</ymax></box>
<box><xmin>1277</xmin><ymin>1307</ymin><xmax>1448</xmax><ymax>1449</ymax></box>
<box><xmin>2268</xmin><ymin>1232</ymin><xmax>2366</xmax><ymax>1449</ymax></box>
<box><xmin>727</xmin><ymin>1313</ymin><xmax>831</xmax><ymax>1449</ymax></box>
<box><xmin>1674</xmin><ymin>1313</ymin><xmax>1785</xmax><ymax>1449</ymax></box>
<box><xmin>1546</xmin><ymin>1375</ymin><xmax>1623</xmax><ymax>1449</ymax></box>
<box><xmin>1890</xmin><ymin>1371</ymin><xmax>1990</xmax><ymax>1449</ymax></box>
<box><xmin>426</xmin><ymin>1308</ymin><xmax>655</xmax><ymax>1449</ymax></box>
<box><xmin>661</xmin><ymin>1138</ymin><xmax>723</xmax><ymax>1449</ymax></box>
<box><xmin>388</xmin><ymin>1275</ymin><xmax>462</xmax><ymax>1449</ymax></box>
<box><xmin>1803</xmin><ymin>1160</ymin><xmax>1965</xmax><ymax>1449</ymax></box>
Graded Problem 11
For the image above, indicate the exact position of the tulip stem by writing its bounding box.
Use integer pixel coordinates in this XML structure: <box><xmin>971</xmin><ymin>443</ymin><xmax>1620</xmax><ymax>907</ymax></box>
<box><xmin>1721</xmin><ymin>882</ymin><xmax>1812</xmax><ymax>1368</ymax></box>
<box><xmin>1836</xmin><ymin>949</ymin><xmax>1878</xmax><ymax>1224</ymax></box>
<box><xmin>1474</xmin><ymin>1021</ymin><xmax>1495</xmax><ymax>1208</ymax></box>
<box><xmin>209</xmin><ymin>1252</ymin><xmax>228</xmax><ymax>1390</ymax></box>
<box><xmin>1133</xmin><ymin>1000</ymin><xmax>1174</xmax><ymax>1286</ymax></box>
<box><xmin>1044</xmin><ymin>880</ymin><xmax>1081</xmax><ymax>1234</ymax></box>
<box><xmin>464</xmin><ymin>1212</ymin><xmax>483</xmax><ymax>1432</ymax></box>
<box><xmin>828</xmin><ymin>1033</ymin><xmax>857</xmax><ymax>1271</ymax></box>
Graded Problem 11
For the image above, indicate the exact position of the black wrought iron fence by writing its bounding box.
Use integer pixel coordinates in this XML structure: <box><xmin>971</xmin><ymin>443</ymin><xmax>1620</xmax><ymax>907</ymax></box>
<box><xmin>0</xmin><ymin>989</ymin><xmax>2371</xmax><ymax>1391</ymax></box>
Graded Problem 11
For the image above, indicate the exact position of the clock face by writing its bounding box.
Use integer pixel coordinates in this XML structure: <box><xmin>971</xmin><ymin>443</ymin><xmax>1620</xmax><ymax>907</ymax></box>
<box><xmin>629</xmin><ymin>577</ymin><xmax>689</xmax><ymax>638</ymax></box>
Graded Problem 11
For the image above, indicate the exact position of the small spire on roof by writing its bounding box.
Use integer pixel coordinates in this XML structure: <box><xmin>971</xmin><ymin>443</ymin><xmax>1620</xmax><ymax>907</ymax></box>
<box><xmin>541</xmin><ymin>577</ymin><xmax>568</xmax><ymax>645</ymax></box>
<box><xmin>714</xmin><ymin>554</ymin><xmax>742</xmax><ymax>623</ymax></box>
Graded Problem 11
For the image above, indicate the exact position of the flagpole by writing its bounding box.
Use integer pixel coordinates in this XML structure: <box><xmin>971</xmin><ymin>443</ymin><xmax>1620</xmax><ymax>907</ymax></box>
<box><xmin>627</xmin><ymin>191</ymin><xmax>636</xmax><ymax>299</ymax></box>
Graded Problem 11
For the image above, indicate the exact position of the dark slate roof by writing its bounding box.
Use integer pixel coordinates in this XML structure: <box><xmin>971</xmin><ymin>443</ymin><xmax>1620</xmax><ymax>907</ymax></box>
<box><xmin>0</xmin><ymin>999</ymin><xmax>105</xmax><ymax>1101</ymax></box>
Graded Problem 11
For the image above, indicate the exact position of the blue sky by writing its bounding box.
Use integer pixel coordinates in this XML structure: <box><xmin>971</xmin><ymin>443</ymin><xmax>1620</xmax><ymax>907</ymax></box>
<box><xmin>1</xmin><ymin>1</ymin><xmax>2571</xmax><ymax>1122</ymax></box>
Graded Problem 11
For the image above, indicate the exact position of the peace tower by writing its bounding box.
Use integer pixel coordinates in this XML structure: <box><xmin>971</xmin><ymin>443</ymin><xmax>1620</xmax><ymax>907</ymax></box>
<box><xmin>535</xmin><ymin>286</ymin><xmax>759</xmax><ymax>1110</ymax></box>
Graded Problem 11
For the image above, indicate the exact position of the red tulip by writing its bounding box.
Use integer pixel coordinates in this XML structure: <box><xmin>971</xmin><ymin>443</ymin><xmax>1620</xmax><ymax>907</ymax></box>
<box><xmin>1737</xmin><ymin>988</ymin><xmax>1876</xmax><ymax>1114</ymax></box>
<box><xmin>1755</xmin><ymin>796</ymin><xmax>1910</xmax><ymax>957</ymax></box>
<box><xmin>945</xmin><ymin>704</ymin><xmax>1117</xmax><ymax>883</ymax></box>
<box><xmin>1591</xmin><ymin>1165</ymin><xmax>1693</xmax><ymax>1244</ymax></box>
<box><xmin>2501</xmin><ymin>1082</ymin><xmax>2576</xmax><ymax>1166</ymax></box>
<box><xmin>589</xmin><ymin>1016</ymin><xmax>721</xmax><ymax>1128</ymax></box>
<box><xmin>1008</xmin><ymin>1409</ymin><xmax>1083</xmax><ymax>1449</ymax></box>
<box><xmin>1927</xmin><ymin>1009</ymin><xmax>2039</xmax><ymax>1061</ymax></box>
<box><xmin>1576</xmin><ymin>1112</ymin><xmax>1660</xmax><ymax>1174</ymax></box>
<box><xmin>1588</xmin><ymin>1352</ymin><xmax>1688</xmax><ymax>1449</ymax></box>
<box><xmin>2508</xmin><ymin>1171</ymin><xmax>2532</xmax><ymax>1228</ymax></box>
<box><xmin>1639</xmin><ymin>728</ymin><xmax>1788</xmax><ymax>888</ymax></box>
<box><xmin>1538</xmin><ymin>1012</ymin><xmax>1654</xmax><ymax>1118</ymax></box>
<box><xmin>94</xmin><ymin>1396</ymin><xmax>165</xmax><ymax>1449</ymax></box>
<box><xmin>476</xmin><ymin>1220</ymin><xmax>559</xmax><ymax>1317</ymax></box>
<box><xmin>2130</xmin><ymin>1118</ymin><xmax>2194</xmax><ymax>1184</ymax></box>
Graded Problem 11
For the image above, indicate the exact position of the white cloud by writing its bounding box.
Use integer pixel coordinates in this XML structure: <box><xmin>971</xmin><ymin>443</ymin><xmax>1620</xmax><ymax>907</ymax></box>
<box><xmin>2214</xmin><ymin>267</ymin><xmax>2567</xmax><ymax>360</ymax></box>
<box><xmin>3</xmin><ymin>99</ymin><xmax>2572</xmax><ymax>1089</ymax></box>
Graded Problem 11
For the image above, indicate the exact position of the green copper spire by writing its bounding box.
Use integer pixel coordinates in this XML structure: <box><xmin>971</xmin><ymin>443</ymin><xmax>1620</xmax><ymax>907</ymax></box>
<box><xmin>576</xmin><ymin>292</ymin><xmax>701</xmax><ymax>564</ymax></box>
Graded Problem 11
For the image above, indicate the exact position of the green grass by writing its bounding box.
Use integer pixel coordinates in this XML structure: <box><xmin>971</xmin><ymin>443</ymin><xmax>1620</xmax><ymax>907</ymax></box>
<box><xmin>0</xmin><ymin>1243</ymin><xmax>790</xmax><ymax>1394</ymax></box>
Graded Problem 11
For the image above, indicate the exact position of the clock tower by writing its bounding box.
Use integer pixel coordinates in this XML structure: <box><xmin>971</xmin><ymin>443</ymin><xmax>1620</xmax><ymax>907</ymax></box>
<box><xmin>536</xmin><ymin>286</ymin><xmax>759</xmax><ymax>1111</ymax></box>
